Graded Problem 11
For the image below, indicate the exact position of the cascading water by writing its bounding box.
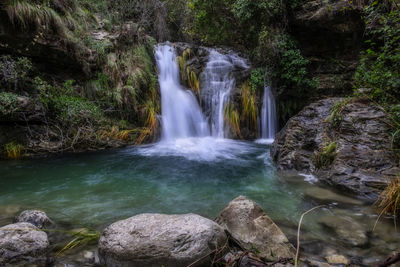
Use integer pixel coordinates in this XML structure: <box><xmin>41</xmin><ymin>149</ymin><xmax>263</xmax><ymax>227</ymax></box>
<box><xmin>144</xmin><ymin>43</ymin><xmax>251</xmax><ymax>161</ymax></box>
<box><xmin>155</xmin><ymin>44</ymin><xmax>209</xmax><ymax>140</ymax></box>
<box><xmin>200</xmin><ymin>50</ymin><xmax>248</xmax><ymax>138</ymax></box>
<box><xmin>257</xmin><ymin>85</ymin><xmax>277</xmax><ymax>144</ymax></box>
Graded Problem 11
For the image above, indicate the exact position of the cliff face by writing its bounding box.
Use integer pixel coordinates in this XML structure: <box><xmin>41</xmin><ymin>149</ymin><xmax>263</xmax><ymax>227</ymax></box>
<box><xmin>289</xmin><ymin>0</ymin><xmax>364</xmax><ymax>96</ymax></box>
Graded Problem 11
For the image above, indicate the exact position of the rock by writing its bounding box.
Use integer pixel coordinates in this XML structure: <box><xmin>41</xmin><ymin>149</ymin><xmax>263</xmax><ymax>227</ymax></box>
<box><xmin>272</xmin><ymin>97</ymin><xmax>400</xmax><ymax>199</ymax></box>
<box><xmin>215</xmin><ymin>196</ymin><xmax>296</xmax><ymax>262</ymax></box>
<box><xmin>326</xmin><ymin>254</ymin><xmax>350</xmax><ymax>265</ymax></box>
<box><xmin>318</xmin><ymin>214</ymin><xmax>368</xmax><ymax>247</ymax></box>
<box><xmin>15</xmin><ymin>210</ymin><xmax>53</xmax><ymax>230</ymax></box>
<box><xmin>0</xmin><ymin>222</ymin><xmax>49</xmax><ymax>266</ymax></box>
<box><xmin>304</xmin><ymin>187</ymin><xmax>363</xmax><ymax>205</ymax></box>
<box><xmin>307</xmin><ymin>259</ymin><xmax>335</xmax><ymax>267</ymax></box>
<box><xmin>98</xmin><ymin>213</ymin><xmax>228</xmax><ymax>267</ymax></box>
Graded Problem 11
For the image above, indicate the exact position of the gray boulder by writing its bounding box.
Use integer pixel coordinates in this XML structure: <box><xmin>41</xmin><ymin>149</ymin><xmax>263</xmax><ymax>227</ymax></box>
<box><xmin>0</xmin><ymin>222</ymin><xmax>49</xmax><ymax>266</ymax></box>
<box><xmin>98</xmin><ymin>213</ymin><xmax>228</xmax><ymax>267</ymax></box>
<box><xmin>271</xmin><ymin>97</ymin><xmax>400</xmax><ymax>198</ymax></box>
<box><xmin>215</xmin><ymin>196</ymin><xmax>296</xmax><ymax>262</ymax></box>
<box><xmin>15</xmin><ymin>210</ymin><xmax>53</xmax><ymax>230</ymax></box>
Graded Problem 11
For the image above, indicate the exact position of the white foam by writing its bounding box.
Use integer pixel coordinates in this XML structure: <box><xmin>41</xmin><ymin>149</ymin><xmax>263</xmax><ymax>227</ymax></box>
<box><xmin>136</xmin><ymin>137</ymin><xmax>256</xmax><ymax>162</ymax></box>
<box><xmin>300</xmin><ymin>173</ymin><xmax>318</xmax><ymax>184</ymax></box>
<box><xmin>255</xmin><ymin>138</ymin><xmax>275</xmax><ymax>145</ymax></box>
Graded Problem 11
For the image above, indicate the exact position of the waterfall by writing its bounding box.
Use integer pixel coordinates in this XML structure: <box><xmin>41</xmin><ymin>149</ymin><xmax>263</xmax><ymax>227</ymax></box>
<box><xmin>259</xmin><ymin>85</ymin><xmax>277</xmax><ymax>142</ymax></box>
<box><xmin>155</xmin><ymin>44</ymin><xmax>209</xmax><ymax>140</ymax></box>
<box><xmin>200</xmin><ymin>50</ymin><xmax>248</xmax><ymax>138</ymax></box>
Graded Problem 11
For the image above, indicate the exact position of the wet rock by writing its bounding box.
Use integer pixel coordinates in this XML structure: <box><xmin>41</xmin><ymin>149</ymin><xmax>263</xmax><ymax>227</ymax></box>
<box><xmin>98</xmin><ymin>213</ymin><xmax>228</xmax><ymax>267</ymax></box>
<box><xmin>306</xmin><ymin>259</ymin><xmax>334</xmax><ymax>267</ymax></box>
<box><xmin>0</xmin><ymin>222</ymin><xmax>49</xmax><ymax>266</ymax></box>
<box><xmin>326</xmin><ymin>254</ymin><xmax>350</xmax><ymax>265</ymax></box>
<box><xmin>215</xmin><ymin>196</ymin><xmax>296</xmax><ymax>261</ymax></box>
<box><xmin>272</xmin><ymin>97</ymin><xmax>400</xmax><ymax>199</ymax></box>
<box><xmin>15</xmin><ymin>210</ymin><xmax>53</xmax><ymax>230</ymax></box>
<box><xmin>318</xmin><ymin>214</ymin><xmax>368</xmax><ymax>247</ymax></box>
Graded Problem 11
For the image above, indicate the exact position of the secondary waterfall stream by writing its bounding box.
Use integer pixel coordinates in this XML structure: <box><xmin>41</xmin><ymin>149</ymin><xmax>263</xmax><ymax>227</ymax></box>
<box><xmin>259</xmin><ymin>85</ymin><xmax>277</xmax><ymax>142</ymax></box>
<box><xmin>200</xmin><ymin>50</ymin><xmax>248</xmax><ymax>138</ymax></box>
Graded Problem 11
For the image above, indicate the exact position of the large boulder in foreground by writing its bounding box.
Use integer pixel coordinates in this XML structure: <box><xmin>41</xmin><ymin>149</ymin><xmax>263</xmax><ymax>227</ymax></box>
<box><xmin>271</xmin><ymin>97</ymin><xmax>400</xmax><ymax>198</ymax></box>
<box><xmin>215</xmin><ymin>196</ymin><xmax>296</xmax><ymax>262</ymax></box>
<box><xmin>0</xmin><ymin>222</ymin><xmax>49</xmax><ymax>266</ymax></box>
<box><xmin>98</xmin><ymin>213</ymin><xmax>228</xmax><ymax>267</ymax></box>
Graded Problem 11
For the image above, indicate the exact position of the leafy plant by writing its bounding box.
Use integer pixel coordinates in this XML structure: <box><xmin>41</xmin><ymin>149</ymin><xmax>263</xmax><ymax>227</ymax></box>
<box><xmin>0</xmin><ymin>92</ymin><xmax>20</xmax><ymax>116</ymax></box>
<box><xmin>0</xmin><ymin>56</ymin><xmax>32</xmax><ymax>91</ymax></box>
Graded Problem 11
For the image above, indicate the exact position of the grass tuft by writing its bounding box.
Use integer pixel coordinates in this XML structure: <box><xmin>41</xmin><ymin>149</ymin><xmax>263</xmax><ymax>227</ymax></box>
<box><xmin>241</xmin><ymin>81</ymin><xmax>258</xmax><ymax>131</ymax></box>
<box><xmin>376</xmin><ymin>178</ymin><xmax>400</xmax><ymax>222</ymax></box>
<box><xmin>5</xmin><ymin>142</ymin><xmax>24</xmax><ymax>159</ymax></box>
<box><xmin>57</xmin><ymin>228</ymin><xmax>100</xmax><ymax>256</ymax></box>
<box><xmin>313</xmin><ymin>142</ymin><xmax>337</xmax><ymax>169</ymax></box>
<box><xmin>224</xmin><ymin>103</ymin><xmax>242</xmax><ymax>138</ymax></box>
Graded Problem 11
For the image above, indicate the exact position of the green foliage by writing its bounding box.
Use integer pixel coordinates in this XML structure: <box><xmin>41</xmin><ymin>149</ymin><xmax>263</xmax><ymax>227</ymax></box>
<box><xmin>35</xmin><ymin>77</ymin><xmax>102</xmax><ymax>126</ymax></box>
<box><xmin>313</xmin><ymin>142</ymin><xmax>338</xmax><ymax>169</ymax></box>
<box><xmin>187</xmin><ymin>0</ymin><xmax>283</xmax><ymax>46</ymax></box>
<box><xmin>0</xmin><ymin>56</ymin><xmax>32</xmax><ymax>91</ymax></box>
<box><xmin>249</xmin><ymin>68</ymin><xmax>265</xmax><ymax>92</ymax></box>
<box><xmin>354</xmin><ymin>1</ymin><xmax>400</xmax><ymax>154</ymax></box>
<box><xmin>0</xmin><ymin>92</ymin><xmax>20</xmax><ymax>116</ymax></box>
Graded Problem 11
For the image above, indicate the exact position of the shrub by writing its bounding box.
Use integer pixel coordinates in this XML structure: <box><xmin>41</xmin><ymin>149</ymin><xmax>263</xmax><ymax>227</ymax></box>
<box><xmin>0</xmin><ymin>56</ymin><xmax>32</xmax><ymax>91</ymax></box>
<box><xmin>0</xmin><ymin>92</ymin><xmax>20</xmax><ymax>116</ymax></box>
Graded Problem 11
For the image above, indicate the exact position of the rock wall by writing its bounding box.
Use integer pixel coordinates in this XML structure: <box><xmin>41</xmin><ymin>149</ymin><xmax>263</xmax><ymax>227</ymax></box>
<box><xmin>289</xmin><ymin>0</ymin><xmax>364</xmax><ymax>96</ymax></box>
<box><xmin>271</xmin><ymin>97</ymin><xmax>400</xmax><ymax>199</ymax></box>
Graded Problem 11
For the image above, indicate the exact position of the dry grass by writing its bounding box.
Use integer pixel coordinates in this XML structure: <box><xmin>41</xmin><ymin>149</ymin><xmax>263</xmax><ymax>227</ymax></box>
<box><xmin>5</xmin><ymin>142</ymin><xmax>24</xmax><ymax>159</ymax></box>
<box><xmin>241</xmin><ymin>81</ymin><xmax>257</xmax><ymax>131</ymax></box>
<box><xmin>6</xmin><ymin>0</ymin><xmax>69</xmax><ymax>37</ymax></box>
<box><xmin>187</xmin><ymin>69</ymin><xmax>200</xmax><ymax>96</ymax></box>
<box><xmin>375</xmin><ymin>178</ymin><xmax>400</xmax><ymax>227</ymax></box>
<box><xmin>224</xmin><ymin>103</ymin><xmax>242</xmax><ymax>138</ymax></box>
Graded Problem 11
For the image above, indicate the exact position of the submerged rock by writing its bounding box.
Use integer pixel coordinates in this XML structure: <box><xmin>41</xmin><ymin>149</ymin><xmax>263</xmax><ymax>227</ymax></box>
<box><xmin>0</xmin><ymin>222</ymin><xmax>49</xmax><ymax>266</ymax></box>
<box><xmin>15</xmin><ymin>210</ymin><xmax>53</xmax><ymax>230</ymax></box>
<box><xmin>272</xmin><ymin>97</ymin><xmax>400</xmax><ymax>198</ymax></box>
<box><xmin>318</xmin><ymin>214</ymin><xmax>368</xmax><ymax>247</ymax></box>
<box><xmin>325</xmin><ymin>254</ymin><xmax>350</xmax><ymax>265</ymax></box>
<box><xmin>98</xmin><ymin>213</ymin><xmax>228</xmax><ymax>267</ymax></box>
<box><xmin>215</xmin><ymin>196</ymin><xmax>296</xmax><ymax>262</ymax></box>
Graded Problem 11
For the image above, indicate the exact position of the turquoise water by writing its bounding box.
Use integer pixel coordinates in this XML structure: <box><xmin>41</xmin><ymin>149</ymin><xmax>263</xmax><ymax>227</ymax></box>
<box><xmin>0</xmin><ymin>139</ymin><xmax>305</xmax><ymax>227</ymax></box>
<box><xmin>0</xmin><ymin>138</ymin><xmax>398</xmax><ymax>263</ymax></box>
